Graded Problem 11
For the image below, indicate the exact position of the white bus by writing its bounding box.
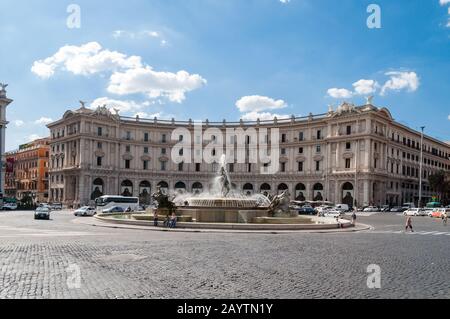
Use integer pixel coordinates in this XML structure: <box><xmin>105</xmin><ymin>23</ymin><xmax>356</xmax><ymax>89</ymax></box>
<box><xmin>95</xmin><ymin>195</ymin><xmax>139</xmax><ymax>213</ymax></box>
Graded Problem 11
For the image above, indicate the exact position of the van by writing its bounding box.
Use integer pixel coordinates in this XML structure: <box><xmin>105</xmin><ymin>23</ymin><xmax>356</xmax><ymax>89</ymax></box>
<box><xmin>335</xmin><ymin>204</ymin><xmax>350</xmax><ymax>212</ymax></box>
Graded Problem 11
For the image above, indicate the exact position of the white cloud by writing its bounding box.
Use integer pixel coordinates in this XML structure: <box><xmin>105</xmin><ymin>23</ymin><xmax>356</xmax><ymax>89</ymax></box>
<box><xmin>107</xmin><ymin>66</ymin><xmax>207</xmax><ymax>103</ymax></box>
<box><xmin>352</xmin><ymin>79</ymin><xmax>379</xmax><ymax>95</ymax></box>
<box><xmin>32</xmin><ymin>42</ymin><xmax>205</xmax><ymax>103</ymax></box>
<box><xmin>27</xmin><ymin>134</ymin><xmax>43</xmax><ymax>141</ymax></box>
<box><xmin>35</xmin><ymin>117</ymin><xmax>53</xmax><ymax>125</ymax></box>
<box><xmin>31</xmin><ymin>42</ymin><xmax>142</xmax><ymax>78</ymax></box>
<box><xmin>89</xmin><ymin>97</ymin><xmax>152</xmax><ymax>114</ymax></box>
<box><xmin>327</xmin><ymin>88</ymin><xmax>353</xmax><ymax>99</ymax></box>
<box><xmin>235</xmin><ymin>95</ymin><xmax>287</xmax><ymax>113</ymax></box>
<box><xmin>440</xmin><ymin>0</ymin><xmax>450</xmax><ymax>5</ymax></box>
<box><xmin>14</xmin><ymin>120</ymin><xmax>24</xmax><ymax>127</ymax></box>
<box><xmin>134</xmin><ymin>111</ymin><xmax>162</xmax><ymax>119</ymax></box>
<box><xmin>241</xmin><ymin>111</ymin><xmax>289</xmax><ymax>121</ymax></box>
<box><xmin>380</xmin><ymin>71</ymin><xmax>419</xmax><ymax>96</ymax></box>
<box><xmin>280</xmin><ymin>0</ymin><xmax>291</xmax><ymax>3</ymax></box>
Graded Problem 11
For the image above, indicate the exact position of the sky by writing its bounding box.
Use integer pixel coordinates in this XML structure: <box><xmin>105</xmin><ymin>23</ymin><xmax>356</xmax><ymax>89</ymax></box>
<box><xmin>0</xmin><ymin>0</ymin><xmax>449</xmax><ymax>151</ymax></box>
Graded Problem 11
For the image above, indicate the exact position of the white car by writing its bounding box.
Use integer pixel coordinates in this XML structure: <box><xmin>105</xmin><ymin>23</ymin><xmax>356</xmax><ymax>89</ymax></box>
<box><xmin>363</xmin><ymin>206</ymin><xmax>379</xmax><ymax>212</ymax></box>
<box><xmin>74</xmin><ymin>206</ymin><xmax>96</xmax><ymax>217</ymax></box>
<box><xmin>403</xmin><ymin>208</ymin><xmax>425</xmax><ymax>216</ymax></box>
<box><xmin>2</xmin><ymin>203</ymin><xmax>18</xmax><ymax>210</ymax></box>
<box><xmin>324</xmin><ymin>210</ymin><xmax>342</xmax><ymax>218</ymax></box>
<box><xmin>34</xmin><ymin>207</ymin><xmax>51</xmax><ymax>220</ymax></box>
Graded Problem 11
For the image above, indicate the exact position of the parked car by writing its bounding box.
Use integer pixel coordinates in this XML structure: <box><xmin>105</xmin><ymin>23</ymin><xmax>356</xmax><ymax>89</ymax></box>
<box><xmin>363</xmin><ymin>206</ymin><xmax>380</xmax><ymax>212</ymax></box>
<box><xmin>380</xmin><ymin>205</ymin><xmax>390</xmax><ymax>212</ymax></box>
<box><xmin>404</xmin><ymin>208</ymin><xmax>426</xmax><ymax>216</ymax></box>
<box><xmin>2</xmin><ymin>203</ymin><xmax>18</xmax><ymax>210</ymax></box>
<box><xmin>50</xmin><ymin>203</ymin><xmax>63</xmax><ymax>210</ymax></box>
<box><xmin>324</xmin><ymin>210</ymin><xmax>342</xmax><ymax>218</ymax></box>
<box><xmin>102</xmin><ymin>206</ymin><xmax>125</xmax><ymax>214</ymax></box>
<box><xmin>74</xmin><ymin>206</ymin><xmax>96</xmax><ymax>217</ymax></box>
<box><xmin>390</xmin><ymin>206</ymin><xmax>405</xmax><ymax>212</ymax></box>
<box><xmin>298</xmin><ymin>205</ymin><xmax>316</xmax><ymax>215</ymax></box>
<box><xmin>315</xmin><ymin>205</ymin><xmax>333</xmax><ymax>215</ymax></box>
<box><xmin>34</xmin><ymin>206</ymin><xmax>51</xmax><ymax>220</ymax></box>
<box><xmin>334</xmin><ymin>204</ymin><xmax>350</xmax><ymax>212</ymax></box>
<box><xmin>430</xmin><ymin>208</ymin><xmax>449</xmax><ymax>218</ymax></box>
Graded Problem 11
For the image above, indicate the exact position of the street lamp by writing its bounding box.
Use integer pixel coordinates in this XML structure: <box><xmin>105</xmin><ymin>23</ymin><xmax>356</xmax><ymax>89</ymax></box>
<box><xmin>418</xmin><ymin>126</ymin><xmax>425</xmax><ymax>208</ymax></box>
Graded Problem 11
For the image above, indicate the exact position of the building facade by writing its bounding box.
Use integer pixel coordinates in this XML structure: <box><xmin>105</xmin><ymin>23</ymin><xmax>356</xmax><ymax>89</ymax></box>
<box><xmin>47</xmin><ymin>102</ymin><xmax>450</xmax><ymax>208</ymax></box>
<box><xmin>4</xmin><ymin>138</ymin><xmax>50</xmax><ymax>203</ymax></box>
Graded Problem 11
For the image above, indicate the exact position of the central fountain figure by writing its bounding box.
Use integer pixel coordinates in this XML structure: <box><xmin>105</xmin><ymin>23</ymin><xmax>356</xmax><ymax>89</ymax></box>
<box><xmin>217</xmin><ymin>166</ymin><xmax>231</xmax><ymax>198</ymax></box>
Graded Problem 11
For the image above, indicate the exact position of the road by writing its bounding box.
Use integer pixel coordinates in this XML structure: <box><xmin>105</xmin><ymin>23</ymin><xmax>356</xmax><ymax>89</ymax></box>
<box><xmin>0</xmin><ymin>210</ymin><xmax>449</xmax><ymax>299</ymax></box>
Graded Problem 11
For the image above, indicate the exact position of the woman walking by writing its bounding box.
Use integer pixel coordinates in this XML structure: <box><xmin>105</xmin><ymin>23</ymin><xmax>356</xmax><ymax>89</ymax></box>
<box><xmin>405</xmin><ymin>216</ymin><xmax>414</xmax><ymax>232</ymax></box>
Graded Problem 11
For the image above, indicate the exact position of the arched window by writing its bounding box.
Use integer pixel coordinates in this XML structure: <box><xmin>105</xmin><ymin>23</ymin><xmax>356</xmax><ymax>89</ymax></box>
<box><xmin>295</xmin><ymin>183</ymin><xmax>306</xmax><ymax>201</ymax></box>
<box><xmin>313</xmin><ymin>183</ymin><xmax>324</xmax><ymax>201</ymax></box>
<box><xmin>139</xmin><ymin>181</ymin><xmax>151</xmax><ymax>205</ymax></box>
<box><xmin>91</xmin><ymin>178</ymin><xmax>104</xmax><ymax>200</ymax></box>
<box><xmin>192</xmin><ymin>182</ymin><xmax>203</xmax><ymax>195</ymax></box>
<box><xmin>121</xmin><ymin>180</ymin><xmax>133</xmax><ymax>197</ymax></box>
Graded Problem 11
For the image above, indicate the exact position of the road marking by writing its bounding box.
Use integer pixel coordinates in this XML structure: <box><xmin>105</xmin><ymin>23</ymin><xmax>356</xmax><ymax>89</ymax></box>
<box><xmin>432</xmin><ymin>232</ymin><xmax>448</xmax><ymax>236</ymax></box>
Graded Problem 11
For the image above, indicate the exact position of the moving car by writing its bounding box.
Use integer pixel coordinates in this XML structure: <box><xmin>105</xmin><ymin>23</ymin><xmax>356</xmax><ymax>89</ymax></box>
<box><xmin>315</xmin><ymin>205</ymin><xmax>333</xmax><ymax>215</ymax></box>
<box><xmin>380</xmin><ymin>205</ymin><xmax>390</xmax><ymax>212</ymax></box>
<box><xmin>2</xmin><ymin>203</ymin><xmax>18</xmax><ymax>210</ymax></box>
<box><xmin>34</xmin><ymin>206</ymin><xmax>51</xmax><ymax>220</ymax></box>
<box><xmin>403</xmin><ymin>208</ymin><xmax>426</xmax><ymax>216</ymax></box>
<box><xmin>74</xmin><ymin>206</ymin><xmax>96</xmax><ymax>217</ymax></box>
<box><xmin>298</xmin><ymin>205</ymin><xmax>316</xmax><ymax>215</ymax></box>
<box><xmin>102</xmin><ymin>206</ymin><xmax>125</xmax><ymax>214</ymax></box>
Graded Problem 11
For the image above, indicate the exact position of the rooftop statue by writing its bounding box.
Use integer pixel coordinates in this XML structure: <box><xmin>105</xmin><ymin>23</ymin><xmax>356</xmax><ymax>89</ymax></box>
<box><xmin>0</xmin><ymin>83</ymin><xmax>8</xmax><ymax>98</ymax></box>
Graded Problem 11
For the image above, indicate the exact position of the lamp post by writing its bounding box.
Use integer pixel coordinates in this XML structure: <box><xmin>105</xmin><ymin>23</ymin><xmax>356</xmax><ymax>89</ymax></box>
<box><xmin>418</xmin><ymin>126</ymin><xmax>425</xmax><ymax>208</ymax></box>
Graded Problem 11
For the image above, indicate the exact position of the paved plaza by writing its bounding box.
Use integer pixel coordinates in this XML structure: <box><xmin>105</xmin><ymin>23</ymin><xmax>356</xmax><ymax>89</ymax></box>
<box><xmin>0</xmin><ymin>210</ymin><xmax>449</xmax><ymax>299</ymax></box>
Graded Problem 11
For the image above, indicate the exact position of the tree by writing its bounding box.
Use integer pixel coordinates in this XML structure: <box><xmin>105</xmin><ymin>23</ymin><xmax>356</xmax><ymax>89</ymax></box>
<box><xmin>428</xmin><ymin>170</ymin><xmax>450</xmax><ymax>203</ymax></box>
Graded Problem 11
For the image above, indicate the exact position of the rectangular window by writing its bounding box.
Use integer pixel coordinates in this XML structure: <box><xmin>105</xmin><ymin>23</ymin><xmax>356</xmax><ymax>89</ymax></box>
<box><xmin>228</xmin><ymin>163</ymin><xmax>234</xmax><ymax>173</ymax></box>
<box><xmin>97</xmin><ymin>127</ymin><xmax>102</xmax><ymax>136</ymax></box>
<box><xmin>144</xmin><ymin>147</ymin><xmax>149</xmax><ymax>154</ymax></box>
<box><xmin>143</xmin><ymin>160</ymin><xmax>148</xmax><ymax>170</ymax></box>
<box><xmin>161</xmin><ymin>148</ymin><xmax>166</xmax><ymax>155</ymax></box>
<box><xmin>97</xmin><ymin>157</ymin><xmax>102</xmax><ymax>166</ymax></box>
<box><xmin>374</xmin><ymin>159</ymin><xmax>377</xmax><ymax>169</ymax></box>
<box><xmin>161</xmin><ymin>161</ymin><xmax>166</xmax><ymax>171</ymax></box>
<box><xmin>281</xmin><ymin>148</ymin><xmax>286</xmax><ymax>155</ymax></box>
<box><xmin>247</xmin><ymin>163</ymin><xmax>252</xmax><ymax>173</ymax></box>
<box><xmin>126</xmin><ymin>145</ymin><xmax>131</xmax><ymax>153</ymax></box>
<box><xmin>299</xmin><ymin>132</ymin><xmax>304</xmax><ymax>141</ymax></box>
<box><xmin>298</xmin><ymin>162</ymin><xmax>303</xmax><ymax>172</ymax></box>
<box><xmin>196</xmin><ymin>163</ymin><xmax>201</xmax><ymax>172</ymax></box>
<box><xmin>126</xmin><ymin>131</ymin><xmax>131</xmax><ymax>140</ymax></box>
<box><xmin>317</xmin><ymin>130</ymin><xmax>322</xmax><ymax>140</ymax></box>
<box><xmin>125</xmin><ymin>160</ymin><xmax>131</xmax><ymax>169</ymax></box>
<box><xmin>97</xmin><ymin>142</ymin><xmax>102</xmax><ymax>149</ymax></box>
<box><xmin>345</xmin><ymin>158</ymin><xmax>351</xmax><ymax>169</ymax></box>
<box><xmin>346</xmin><ymin>142</ymin><xmax>351</xmax><ymax>150</ymax></box>
<box><xmin>316</xmin><ymin>161</ymin><xmax>320</xmax><ymax>171</ymax></box>
<box><xmin>299</xmin><ymin>147</ymin><xmax>304</xmax><ymax>154</ymax></box>
<box><xmin>162</xmin><ymin>134</ymin><xmax>167</xmax><ymax>143</ymax></box>
<box><xmin>178</xmin><ymin>162</ymin><xmax>184</xmax><ymax>171</ymax></box>
<box><xmin>144</xmin><ymin>133</ymin><xmax>149</xmax><ymax>142</ymax></box>
<box><xmin>346</xmin><ymin>125</ymin><xmax>351</xmax><ymax>135</ymax></box>
<box><xmin>281</xmin><ymin>134</ymin><xmax>287</xmax><ymax>143</ymax></box>
<box><xmin>316</xmin><ymin>145</ymin><xmax>321</xmax><ymax>153</ymax></box>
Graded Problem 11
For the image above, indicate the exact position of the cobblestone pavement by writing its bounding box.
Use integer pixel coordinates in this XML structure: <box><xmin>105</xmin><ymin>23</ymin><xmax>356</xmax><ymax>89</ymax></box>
<box><xmin>0</xmin><ymin>210</ymin><xmax>449</xmax><ymax>299</ymax></box>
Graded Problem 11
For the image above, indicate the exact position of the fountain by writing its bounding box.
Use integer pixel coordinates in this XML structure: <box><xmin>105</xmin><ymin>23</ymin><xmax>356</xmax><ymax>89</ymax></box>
<box><xmin>177</xmin><ymin>155</ymin><xmax>271</xmax><ymax>223</ymax></box>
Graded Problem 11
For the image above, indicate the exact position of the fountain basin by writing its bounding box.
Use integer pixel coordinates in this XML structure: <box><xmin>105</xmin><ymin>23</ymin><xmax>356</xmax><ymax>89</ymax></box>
<box><xmin>177</xmin><ymin>207</ymin><xmax>268</xmax><ymax>223</ymax></box>
<box><xmin>187</xmin><ymin>197</ymin><xmax>260</xmax><ymax>209</ymax></box>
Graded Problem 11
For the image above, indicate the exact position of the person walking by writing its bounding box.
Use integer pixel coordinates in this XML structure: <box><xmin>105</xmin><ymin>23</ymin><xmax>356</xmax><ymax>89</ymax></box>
<box><xmin>442</xmin><ymin>211</ymin><xmax>448</xmax><ymax>226</ymax></box>
<box><xmin>153</xmin><ymin>211</ymin><xmax>159</xmax><ymax>227</ymax></box>
<box><xmin>405</xmin><ymin>216</ymin><xmax>414</xmax><ymax>232</ymax></box>
<box><xmin>351</xmin><ymin>211</ymin><xmax>357</xmax><ymax>226</ymax></box>
<box><xmin>169</xmin><ymin>212</ymin><xmax>177</xmax><ymax>229</ymax></box>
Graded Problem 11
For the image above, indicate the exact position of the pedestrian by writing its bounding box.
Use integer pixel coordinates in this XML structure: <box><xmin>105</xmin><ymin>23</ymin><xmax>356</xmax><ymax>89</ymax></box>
<box><xmin>169</xmin><ymin>212</ymin><xmax>177</xmax><ymax>229</ymax></box>
<box><xmin>164</xmin><ymin>214</ymin><xmax>170</xmax><ymax>228</ymax></box>
<box><xmin>442</xmin><ymin>211</ymin><xmax>447</xmax><ymax>226</ymax></box>
<box><xmin>405</xmin><ymin>216</ymin><xmax>414</xmax><ymax>232</ymax></box>
<box><xmin>153</xmin><ymin>211</ymin><xmax>159</xmax><ymax>227</ymax></box>
<box><xmin>351</xmin><ymin>211</ymin><xmax>357</xmax><ymax>225</ymax></box>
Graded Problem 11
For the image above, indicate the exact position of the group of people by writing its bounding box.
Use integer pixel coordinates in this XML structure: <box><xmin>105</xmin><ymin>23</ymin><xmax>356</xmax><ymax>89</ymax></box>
<box><xmin>405</xmin><ymin>211</ymin><xmax>447</xmax><ymax>232</ymax></box>
<box><xmin>153</xmin><ymin>211</ymin><xmax>177</xmax><ymax>228</ymax></box>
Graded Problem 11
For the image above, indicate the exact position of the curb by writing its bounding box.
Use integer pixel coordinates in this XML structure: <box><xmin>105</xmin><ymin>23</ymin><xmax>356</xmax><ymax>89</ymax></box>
<box><xmin>72</xmin><ymin>217</ymin><xmax>373</xmax><ymax>235</ymax></box>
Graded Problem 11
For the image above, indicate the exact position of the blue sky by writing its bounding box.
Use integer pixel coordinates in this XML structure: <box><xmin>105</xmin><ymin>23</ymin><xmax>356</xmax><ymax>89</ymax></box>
<box><xmin>0</xmin><ymin>0</ymin><xmax>449</xmax><ymax>151</ymax></box>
